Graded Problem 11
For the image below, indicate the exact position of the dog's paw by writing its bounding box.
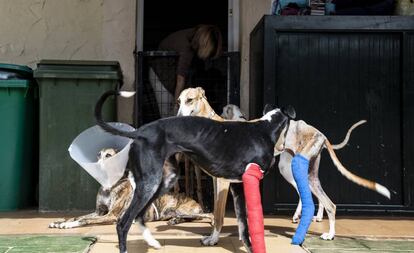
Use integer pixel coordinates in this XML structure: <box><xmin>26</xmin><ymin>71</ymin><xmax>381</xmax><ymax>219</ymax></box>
<box><xmin>142</xmin><ymin>228</ymin><xmax>162</xmax><ymax>249</ymax></box>
<box><xmin>58</xmin><ymin>221</ymin><xmax>79</xmax><ymax>229</ymax></box>
<box><xmin>292</xmin><ymin>216</ymin><xmax>299</xmax><ymax>223</ymax></box>
<box><xmin>49</xmin><ymin>222</ymin><xmax>61</xmax><ymax>228</ymax></box>
<box><xmin>320</xmin><ymin>232</ymin><xmax>335</xmax><ymax>240</ymax></box>
<box><xmin>148</xmin><ymin>240</ymin><xmax>162</xmax><ymax>249</ymax></box>
<box><xmin>244</xmin><ymin>245</ymin><xmax>253</xmax><ymax>253</ymax></box>
<box><xmin>201</xmin><ymin>235</ymin><xmax>219</xmax><ymax>246</ymax></box>
<box><xmin>313</xmin><ymin>215</ymin><xmax>323</xmax><ymax>222</ymax></box>
<box><xmin>167</xmin><ymin>218</ymin><xmax>179</xmax><ymax>226</ymax></box>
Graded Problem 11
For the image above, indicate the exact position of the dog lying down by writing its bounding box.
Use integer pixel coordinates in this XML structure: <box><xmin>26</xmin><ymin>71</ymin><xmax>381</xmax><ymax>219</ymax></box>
<box><xmin>49</xmin><ymin>148</ymin><xmax>213</xmax><ymax>231</ymax></box>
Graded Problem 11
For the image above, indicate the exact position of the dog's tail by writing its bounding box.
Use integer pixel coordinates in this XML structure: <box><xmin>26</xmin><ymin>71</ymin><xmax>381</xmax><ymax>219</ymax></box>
<box><xmin>331</xmin><ymin>120</ymin><xmax>367</xmax><ymax>149</ymax></box>
<box><xmin>325</xmin><ymin>139</ymin><xmax>391</xmax><ymax>199</ymax></box>
<box><xmin>95</xmin><ymin>90</ymin><xmax>136</xmax><ymax>139</ymax></box>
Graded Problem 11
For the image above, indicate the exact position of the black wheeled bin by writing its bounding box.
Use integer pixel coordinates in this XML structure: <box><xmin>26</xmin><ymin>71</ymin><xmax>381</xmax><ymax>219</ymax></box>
<box><xmin>34</xmin><ymin>60</ymin><xmax>122</xmax><ymax>211</ymax></box>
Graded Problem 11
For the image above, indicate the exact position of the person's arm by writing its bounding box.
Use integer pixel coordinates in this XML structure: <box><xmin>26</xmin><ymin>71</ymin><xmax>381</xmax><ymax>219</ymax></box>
<box><xmin>174</xmin><ymin>74</ymin><xmax>185</xmax><ymax>101</ymax></box>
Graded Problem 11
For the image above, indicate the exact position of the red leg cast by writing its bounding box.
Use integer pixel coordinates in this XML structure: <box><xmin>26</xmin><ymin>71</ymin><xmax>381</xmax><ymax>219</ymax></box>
<box><xmin>243</xmin><ymin>163</ymin><xmax>266</xmax><ymax>253</ymax></box>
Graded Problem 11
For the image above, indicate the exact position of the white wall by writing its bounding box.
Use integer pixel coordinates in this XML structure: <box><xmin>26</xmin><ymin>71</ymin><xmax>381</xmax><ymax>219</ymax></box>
<box><xmin>0</xmin><ymin>0</ymin><xmax>136</xmax><ymax>123</ymax></box>
<box><xmin>239</xmin><ymin>0</ymin><xmax>271</xmax><ymax>118</ymax></box>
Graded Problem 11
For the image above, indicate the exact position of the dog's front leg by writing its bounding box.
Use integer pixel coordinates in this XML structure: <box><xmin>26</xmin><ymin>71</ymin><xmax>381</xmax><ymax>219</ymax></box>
<box><xmin>201</xmin><ymin>177</ymin><xmax>230</xmax><ymax>246</ymax></box>
<box><xmin>49</xmin><ymin>212</ymin><xmax>99</xmax><ymax>229</ymax></box>
<box><xmin>230</xmin><ymin>183</ymin><xmax>252</xmax><ymax>253</ymax></box>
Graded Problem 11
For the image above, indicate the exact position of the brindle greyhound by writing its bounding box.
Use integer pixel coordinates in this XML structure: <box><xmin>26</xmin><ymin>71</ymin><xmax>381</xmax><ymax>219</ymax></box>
<box><xmin>49</xmin><ymin>148</ymin><xmax>213</xmax><ymax>250</ymax></box>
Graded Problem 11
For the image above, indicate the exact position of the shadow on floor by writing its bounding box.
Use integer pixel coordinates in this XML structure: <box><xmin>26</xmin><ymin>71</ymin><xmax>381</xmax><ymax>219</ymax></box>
<box><xmin>125</xmin><ymin>237</ymin><xmax>245</xmax><ymax>253</ymax></box>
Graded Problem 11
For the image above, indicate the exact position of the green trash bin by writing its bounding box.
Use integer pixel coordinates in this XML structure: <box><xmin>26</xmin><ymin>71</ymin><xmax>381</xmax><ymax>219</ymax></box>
<box><xmin>34</xmin><ymin>60</ymin><xmax>122</xmax><ymax>211</ymax></box>
<box><xmin>0</xmin><ymin>64</ymin><xmax>37</xmax><ymax>211</ymax></box>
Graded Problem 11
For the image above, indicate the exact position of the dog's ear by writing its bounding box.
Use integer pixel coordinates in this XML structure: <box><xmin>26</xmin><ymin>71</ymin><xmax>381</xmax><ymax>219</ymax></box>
<box><xmin>196</xmin><ymin>87</ymin><xmax>206</xmax><ymax>98</ymax></box>
<box><xmin>263</xmin><ymin>104</ymin><xmax>276</xmax><ymax>115</ymax></box>
<box><xmin>282</xmin><ymin>105</ymin><xmax>296</xmax><ymax>119</ymax></box>
<box><xmin>226</xmin><ymin>106</ymin><xmax>234</xmax><ymax>119</ymax></box>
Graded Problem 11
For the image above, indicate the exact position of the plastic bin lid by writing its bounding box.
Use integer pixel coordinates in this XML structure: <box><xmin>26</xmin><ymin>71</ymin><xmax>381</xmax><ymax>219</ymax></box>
<box><xmin>0</xmin><ymin>63</ymin><xmax>33</xmax><ymax>80</ymax></box>
<box><xmin>33</xmin><ymin>60</ymin><xmax>122</xmax><ymax>80</ymax></box>
<box><xmin>0</xmin><ymin>63</ymin><xmax>33</xmax><ymax>74</ymax></box>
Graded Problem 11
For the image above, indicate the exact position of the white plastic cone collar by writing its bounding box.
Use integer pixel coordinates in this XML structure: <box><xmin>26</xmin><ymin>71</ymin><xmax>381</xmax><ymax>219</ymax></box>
<box><xmin>68</xmin><ymin>122</ymin><xmax>135</xmax><ymax>189</ymax></box>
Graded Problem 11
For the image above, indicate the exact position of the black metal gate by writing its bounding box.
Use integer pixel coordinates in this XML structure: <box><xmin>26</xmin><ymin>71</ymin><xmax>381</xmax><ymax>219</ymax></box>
<box><xmin>134</xmin><ymin>51</ymin><xmax>240</xmax><ymax>127</ymax></box>
<box><xmin>250</xmin><ymin>16</ymin><xmax>414</xmax><ymax>214</ymax></box>
<box><xmin>133</xmin><ymin>50</ymin><xmax>240</xmax><ymax>211</ymax></box>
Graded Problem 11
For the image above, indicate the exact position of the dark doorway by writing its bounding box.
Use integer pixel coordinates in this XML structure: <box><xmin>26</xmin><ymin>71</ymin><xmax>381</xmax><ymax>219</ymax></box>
<box><xmin>140</xmin><ymin>0</ymin><xmax>235</xmax><ymax>121</ymax></box>
<box><xmin>143</xmin><ymin>0</ymin><xmax>228</xmax><ymax>51</ymax></box>
<box><xmin>138</xmin><ymin>0</ymin><xmax>238</xmax><ymax>212</ymax></box>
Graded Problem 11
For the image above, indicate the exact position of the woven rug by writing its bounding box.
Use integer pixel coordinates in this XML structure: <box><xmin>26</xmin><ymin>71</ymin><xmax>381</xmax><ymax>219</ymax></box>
<box><xmin>0</xmin><ymin>235</ymin><xmax>96</xmax><ymax>253</ymax></box>
<box><xmin>303</xmin><ymin>236</ymin><xmax>414</xmax><ymax>253</ymax></box>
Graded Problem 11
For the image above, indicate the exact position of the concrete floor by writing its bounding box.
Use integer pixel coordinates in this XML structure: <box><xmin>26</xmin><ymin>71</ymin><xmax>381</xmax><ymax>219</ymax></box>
<box><xmin>0</xmin><ymin>211</ymin><xmax>413</xmax><ymax>253</ymax></box>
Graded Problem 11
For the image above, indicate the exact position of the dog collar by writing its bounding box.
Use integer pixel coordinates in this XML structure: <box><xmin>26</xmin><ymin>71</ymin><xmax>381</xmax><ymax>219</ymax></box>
<box><xmin>151</xmin><ymin>203</ymin><xmax>160</xmax><ymax>220</ymax></box>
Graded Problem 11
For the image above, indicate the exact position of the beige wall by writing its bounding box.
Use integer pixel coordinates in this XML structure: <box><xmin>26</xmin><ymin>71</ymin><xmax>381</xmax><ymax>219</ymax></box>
<box><xmin>0</xmin><ymin>0</ymin><xmax>136</xmax><ymax>123</ymax></box>
<box><xmin>239</xmin><ymin>0</ymin><xmax>271</xmax><ymax>118</ymax></box>
<box><xmin>2</xmin><ymin>0</ymin><xmax>412</xmax><ymax>123</ymax></box>
<box><xmin>0</xmin><ymin>0</ymin><xmax>274</xmax><ymax>121</ymax></box>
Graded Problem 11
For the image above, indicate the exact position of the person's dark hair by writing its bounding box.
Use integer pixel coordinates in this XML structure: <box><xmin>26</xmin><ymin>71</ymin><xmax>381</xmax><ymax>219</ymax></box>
<box><xmin>191</xmin><ymin>25</ymin><xmax>223</xmax><ymax>60</ymax></box>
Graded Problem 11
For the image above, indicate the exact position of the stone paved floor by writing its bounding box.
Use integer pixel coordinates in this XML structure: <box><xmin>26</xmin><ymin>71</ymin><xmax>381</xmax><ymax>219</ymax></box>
<box><xmin>0</xmin><ymin>211</ymin><xmax>413</xmax><ymax>253</ymax></box>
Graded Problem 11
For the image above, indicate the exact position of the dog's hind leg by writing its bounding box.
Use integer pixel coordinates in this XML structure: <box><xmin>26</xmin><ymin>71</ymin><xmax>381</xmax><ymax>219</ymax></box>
<box><xmin>310</xmin><ymin>182</ymin><xmax>336</xmax><ymax>240</ymax></box>
<box><xmin>201</xmin><ymin>178</ymin><xmax>230</xmax><ymax>246</ymax></box>
<box><xmin>308</xmin><ymin>155</ymin><xmax>336</xmax><ymax>240</ymax></box>
<box><xmin>117</xmin><ymin>147</ymin><xmax>164</xmax><ymax>253</ymax></box>
<box><xmin>315</xmin><ymin>203</ymin><xmax>324</xmax><ymax>222</ymax></box>
<box><xmin>136</xmin><ymin>216</ymin><xmax>162</xmax><ymax>249</ymax></box>
<box><xmin>278</xmin><ymin>152</ymin><xmax>303</xmax><ymax>223</ymax></box>
<box><xmin>117</xmin><ymin>180</ymin><xmax>163</xmax><ymax>252</ymax></box>
<box><xmin>194</xmin><ymin>165</ymin><xmax>205</xmax><ymax>210</ymax></box>
<box><xmin>117</xmin><ymin>191</ymin><xmax>139</xmax><ymax>253</ymax></box>
<box><xmin>230</xmin><ymin>183</ymin><xmax>252</xmax><ymax>253</ymax></box>
<box><xmin>185</xmin><ymin>156</ymin><xmax>191</xmax><ymax>196</ymax></box>
<box><xmin>309</xmin><ymin>154</ymin><xmax>324</xmax><ymax>222</ymax></box>
<box><xmin>167</xmin><ymin>213</ymin><xmax>214</xmax><ymax>225</ymax></box>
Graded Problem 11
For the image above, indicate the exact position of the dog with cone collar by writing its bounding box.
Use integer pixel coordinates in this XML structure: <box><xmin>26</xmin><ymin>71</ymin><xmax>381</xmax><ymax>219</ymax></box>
<box><xmin>49</xmin><ymin>148</ymin><xmax>213</xmax><ymax>247</ymax></box>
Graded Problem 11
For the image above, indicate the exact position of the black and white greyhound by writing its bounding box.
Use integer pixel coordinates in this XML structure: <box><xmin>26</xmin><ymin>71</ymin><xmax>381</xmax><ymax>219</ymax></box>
<box><xmin>95</xmin><ymin>90</ymin><xmax>295</xmax><ymax>253</ymax></box>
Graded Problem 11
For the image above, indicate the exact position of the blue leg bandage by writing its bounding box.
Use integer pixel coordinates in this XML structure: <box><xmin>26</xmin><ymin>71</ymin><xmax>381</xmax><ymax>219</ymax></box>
<box><xmin>291</xmin><ymin>154</ymin><xmax>314</xmax><ymax>245</ymax></box>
